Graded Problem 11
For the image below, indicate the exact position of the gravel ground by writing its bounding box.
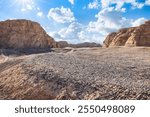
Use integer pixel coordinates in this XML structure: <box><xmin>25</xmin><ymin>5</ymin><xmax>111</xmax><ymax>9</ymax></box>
<box><xmin>20</xmin><ymin>47</ymin><xmax>150</xmax><ymax>99</ymax></box>
<box><xmin>0</xmin><ymin>47</ymin><xmax>150</xmax><ymax>99</ymax></box>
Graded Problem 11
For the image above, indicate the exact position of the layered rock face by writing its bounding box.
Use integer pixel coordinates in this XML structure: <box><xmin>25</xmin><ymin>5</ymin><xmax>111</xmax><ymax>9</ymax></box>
<box><xmin>0</xmin><ymin>19</ymin><xmax>57</xmax><ymax>49</ymax></box>
<box><xmin>103</xmin><ymin>20</ymin><xmax>150</xmax><ymax>47</ymax></box>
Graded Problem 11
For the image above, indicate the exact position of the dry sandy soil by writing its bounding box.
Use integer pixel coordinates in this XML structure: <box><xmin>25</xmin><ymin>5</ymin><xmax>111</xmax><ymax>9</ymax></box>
<box><xmin>0</xmin><ymin>47</ymin><xmax>150</xmax><ymax>99</ymax></box>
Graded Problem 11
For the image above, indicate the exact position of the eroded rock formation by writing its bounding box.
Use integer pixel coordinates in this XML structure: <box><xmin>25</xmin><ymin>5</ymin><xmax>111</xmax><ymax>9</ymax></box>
<box><xmin>69</xmin><ymin>42</ymin><xmax>101</xmax><ymax>48</ymax></box>
<box><xmin>103</xmin><ymin>20</ymin><xmax>150</xmax><ymax>47</ymax></box>
<box><xmin>57</xmin><ymin>41</ymin><xmax>69</xmax><ymax>48</ymax></box>
<box><xmin>0</xmin><ymin>19</ymin><xmax>57</xmax><ymax>50</ymax></box>
<box><xmin>57</xmin><ymin>41</ymin><xmax>101</xmax><ymax>48</ymax></box>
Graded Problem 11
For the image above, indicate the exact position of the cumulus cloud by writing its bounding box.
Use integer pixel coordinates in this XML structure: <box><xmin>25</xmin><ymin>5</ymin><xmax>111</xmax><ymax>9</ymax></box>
<box><xmin>87</xmin><ymin>7</ymin><xmax>147</xmax><ymax>32</ymax></box>
<box><xmin>49</xmin><ymin>22</ymin><xmax>83</xmax><ymax>43</ymax></box>
<box><xmin>145</xmin><ymin>0</ymin><xmax>150</xmax><ymax>5</ymax></box>
<box><xmin>58</xmin><ymin>22</ymin><xmax>82</xmax><ymax>38</ymax></box>
<box><xmin>26</xmin><ymin>4</ymin><xmax>33</xmax><ymax>10</ymax></box>
<box><xmin>101</xmin><ymin>0</ymin><xmax>145</xmax><ymax>10</ymax></box>
<box><xmin>21</xmin><ymin>8</ymin><xmax>26</xmax><ymax>12</ymax></box>
<box><xmin>48</xmin><ymin>2</ymin><xmax>148</xmax><ymax>44</ymax></box>
<box><xmin>21</xmin><ymin>4</ymin><xmax>33</xmax><ymax>12</ymax></box>
<box><xmin>82</xmin><ymin>8</ymin><xmax>147</xmax><ymax>43</ymax></box>
<box><xmin>48</xmin><ymin>31</ymin><xmax>63</xmax><ymax>41</ymax></box>
<box><xmin>88</xmin><ymin>0</ymin><xmax>100</xmax><ymax>9</ymax></box>
<box><xmin>87</xmin><ymin>7</ymin><xmax>132</xmax><ymax>34</ymax></box>
<box><xmin>69</xmin><ymin>0</ymin><xmax>74</xmax><ymax>5</ymax></box>
<box><xmin>47</xmin><ymin>6</ymin><xmax>75</xmax><ymax>23</ymax></box>
<box><xmin>132</xmin><ymin>2</ymin><xmax>144</xmax><ymax>9</ymax></box>
<box><xmin>49</xmin><ymin>21</ymin><xmax>105</xmax><ymax>43</ymax></box>
<box><xmin>132</xmin><ymin>17</ymin><xmax>147</xmax><ymax>27</ymax></box>
<box><xmin>77</xmin><ymin>30</ymin><xmax>105</xmax><ymax>43</ymax></box>
<box><xmin>20</xmin><ymin>2</ymin><xmax>34</xmax><ymax>12</ymax></box>
<box><xmin>37</xmin><ymin>12</ymin><xmax>43</xmax><ymax>17</ymax></box>
<box><xmin>48</xmin><ymin>6</ymin><xmax>147</xmax><ymax>44</ymax></box>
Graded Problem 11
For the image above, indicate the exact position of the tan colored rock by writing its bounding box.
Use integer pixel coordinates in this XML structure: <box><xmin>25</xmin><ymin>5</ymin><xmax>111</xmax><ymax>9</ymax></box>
<box><xmin>103</xmin><ymin>32</ymin><xmax>117</xmax><ymax>47</ymax></box>
<box><xmin>69</xmin><ymin>42</ymin><xmax>101</xmax><ymax>48</ymax></box>
<box><xmin>57</xmin><ymin>41</ymin><xmax>69</xmax><ymax>48</ymax></box>
<box><xmin>103</xmin><ymin>20</ymin><xmax>150</xmax><ymax>47</ymax></box>
<box><xmin>57</xmin><ymin>41</ymin><xmax>101</xmax><ymax>48</ymax></box>
<box><xmin>0</xmin><ymin>19</ymin><xmax>57</xmax><ymax>49</ymax></box>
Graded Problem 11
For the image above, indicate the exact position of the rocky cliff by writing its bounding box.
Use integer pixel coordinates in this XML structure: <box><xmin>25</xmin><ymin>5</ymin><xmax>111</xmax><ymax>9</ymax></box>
<box><xmin>103</xmin><ymin>20</ymin><xmax>150</xmax><ymax>47</ymax></box>
<box><xmin>0</xmin><ymin>19</ymin><xmax>57</xmax><ymax>50</ymax></box>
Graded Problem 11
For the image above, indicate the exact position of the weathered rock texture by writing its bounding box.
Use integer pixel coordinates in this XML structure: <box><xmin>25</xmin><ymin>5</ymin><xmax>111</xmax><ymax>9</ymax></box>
<box><xmin>103</xmin><ymin>20</ymin><xmax>150</xmax><ymax>47</ymax></box>
<box><xmin>69</xmin><ymin>42</ymin><xmax>101</xmax><ymax>48</ymax></box>
<box><xmin>57</xmin><ymin>41</ymin><xmax>101</xmax><ymax>48</ymax></box>
<box><xmin>57</xmin><ymin>41</ymin><xmax>69</xmax><ymax>48</ymax></box>
<box><xmin>0</xmin><ymin>19</ymin><xmax>57</xmax><ymax>49</ymax></box>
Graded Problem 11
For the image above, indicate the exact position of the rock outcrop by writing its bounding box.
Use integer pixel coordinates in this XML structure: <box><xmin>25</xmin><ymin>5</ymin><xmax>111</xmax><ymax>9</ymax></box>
<box><xmin>103</xmin><ymin>20</ymin><xmax>150</xmax><ymax>47</ymax></box>
<box><xmin>69</xmin><ymin>42</ymin><xmax>101</xmax><ymax>48</ymax></box>
<box><xmin>57</xmin><ymin>41</ymin><xmax>101</xmax><ymax>48</ymax></box>
<box><xmin>0</xmin><ymin>19</ymin><xmax>57</xmax><ymax>50</ymax></box>
<box><xmin>57</xmin><ymin>41</ymin><xmax>69</xmax><ymax>48</ymax></box>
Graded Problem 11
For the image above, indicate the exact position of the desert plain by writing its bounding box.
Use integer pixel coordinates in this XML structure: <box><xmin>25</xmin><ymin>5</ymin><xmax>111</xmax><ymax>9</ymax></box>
<box><xmin>0</xmin><ymin>47</ymin><xmax>149</xmax><ymax>99</ymax></box>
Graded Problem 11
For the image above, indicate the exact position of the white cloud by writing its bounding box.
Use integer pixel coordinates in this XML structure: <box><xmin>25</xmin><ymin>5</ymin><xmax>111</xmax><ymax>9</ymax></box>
<box><xmin>77</xmin><ymin>30</ymin><xmax>105</xmax><ymax>43</ymax></box>
<box><xmin>69</xmin><ymin>0</ymin><xmax>74</xmax><ymax>5</ymax></box>
<box><xmin>21</xmin><ymin>8</ymin><xmax>26</xmax><ymax>12</ymax></box>
<box><xmin>47</xmin><ymin>2</ymin><xmax>148</xmax><ymax>44</ymax></box>
<box><xmin>101</xmin><ymin>0</ymin><xmax>110</xmax><ymax>8</ymax></box>
<box><xmin>37</xmin><ymin>12</ymin><xmax>43</xmax><ymax>17</ymax></box>
<box><xmin>132</xmin><ymin>17</ymin><xmax>147</xmax><ymax>27</ymax></box>
<box><xmin>20</xmin><ymin>3</ymin><xmax>33</xmax><ymax>12</ymax></box>
<box><xmin>37</xmin><ymin>7</ymin><xmax>40</xmax><ymax>11</ymax></box>
<box><xmin>47</xmin><ymin>6</ymin><xmax>75</xmax><ymax>23</ymax></box>
<box><xmin>101</xmin><ymin>0</ymin><xmax>145</xmax><ymax>10</ymax></box>
<box><xmin>84</xmin><ymin>7</ymin><xmax>146</xmax><ymax>43</ymax></box>
<box><xmin>49</xmin><ymin>13</ymin><xmax>147</xmax><ymax>44</ymax></box>
<box><xmin>88</xmin><ymin>0</ymin><xmax>100</xmax><ymax>9</ymax></box>
<box><xmin>48</xmin><ymin>31</ymin><xmax>63</xmax><ymax>41</ymax></box>
<box><xmin>145</xmin><ymin>0</ymin><xmax>150</xmax><ymax>5</ymax></box>
<box><xmin>27</xmin><ymin>4</ymin><xmax>33</xmax><ymax>10</ymax></box>
<box><xmin>59</xmin><ymin>22</ymin><xmax>82</xmax><ymax>38</ymax></box>
<box><xmin>49</xmin><ymin>21</ymin><xmax>105</xmax><ymax>43</ymax></box>
<box><xmin>87</xmin><ymin>7</ymin><xmax>132</xmax><ymax>34</ymax></box>
<box><xmin>48</xmin><ymin>6</ymin><xmax>147</xmax><ymax>44</ymax></box>
<box><xmin>51</xmin><ymin>22</ymin><xmax>83</xmax><ymax>43</ymax></box>
<box><xmin>132</xmin><ymin>2</ymin><xmax>144</xmax><ymax>9</ymax></box>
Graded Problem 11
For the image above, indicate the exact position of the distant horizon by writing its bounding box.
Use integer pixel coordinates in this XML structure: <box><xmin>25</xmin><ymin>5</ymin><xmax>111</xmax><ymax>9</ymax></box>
<box><xmin>0</xmin><ymin>0</ymin><xmax>150</xmax><ymax>44</ymax></box>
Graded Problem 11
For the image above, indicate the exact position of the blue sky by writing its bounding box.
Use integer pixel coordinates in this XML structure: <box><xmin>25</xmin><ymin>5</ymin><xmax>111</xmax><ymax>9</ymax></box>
<box><xmin>0</xmin><ymin>0</ymin><xmax>150</xmax><ymax>43</ymax></box>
